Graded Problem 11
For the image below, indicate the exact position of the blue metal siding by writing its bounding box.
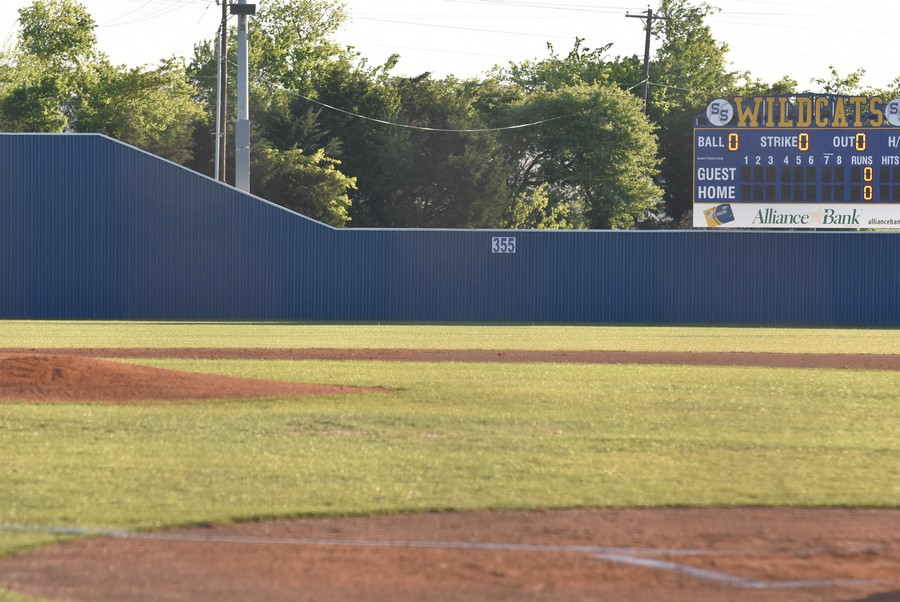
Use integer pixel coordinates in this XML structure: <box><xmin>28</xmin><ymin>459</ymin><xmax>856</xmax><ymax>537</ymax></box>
<box><xmin>327</xmin><ymin>228</ymin><xmax>900</xmax><ymax>325</ymax></box>
<box><xmin>1</xmin><ymin>134</ymin><xmax>898</xmax><ymax>325</ymax></box>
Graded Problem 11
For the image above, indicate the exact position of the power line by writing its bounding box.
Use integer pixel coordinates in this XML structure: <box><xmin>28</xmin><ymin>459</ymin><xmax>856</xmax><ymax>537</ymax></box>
<box><xmin>349</xmin><ymin>41</ymin><xmax>536</xmax><ymax>61</ymax></box>
<box><xmin>99</xmin><ymin>3</ymin><xmax>198</xmax><ymax>28</ymax></box>
<box><xmin>442</xmin><ymin>0</ymin><xmax>641</xmax><ymax>12</ymax></box>
<box><xmin>353</xmin><ymin>10</ymin><xmax>578</xmax><ymax>20</ymax></box>
<box><xmin>259</xmin><ymin>79</ymin><xmax>566</xmax><ymax>133</ymax></box>
<box><xmin>648</xmin><ymin>80</ymin><xmax>711</xmax><ymax>95</ymax></box>
<box><xmin>95</xmin><ymin>0</ymin><xmax>214</xmax><ymax>29</ymax></box>
<box><xmin>175</xmin><ymin>0</ymin><xmax>216</xmax><ymax>57</ymax></box>
<box><xmin>102</xmin><ymin>0</ymin><xmax>157</xmax><ymax>27</ymax></box>
<box><xmin>355</xmin><ymin>16</ymin><xmax>611</xmax><ymax>41</ymax></box>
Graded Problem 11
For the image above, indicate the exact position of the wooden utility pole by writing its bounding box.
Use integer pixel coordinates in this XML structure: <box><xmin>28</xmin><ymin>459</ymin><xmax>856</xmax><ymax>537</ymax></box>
<box><xmin>626</xmin><ymin>7</ymin><xmax>668</xmax><ymax>114</ymax></box>
<box><xmin>215</xmin><ymin>0</ymin><xmax>228</xmax><ymax>182</ymax></box>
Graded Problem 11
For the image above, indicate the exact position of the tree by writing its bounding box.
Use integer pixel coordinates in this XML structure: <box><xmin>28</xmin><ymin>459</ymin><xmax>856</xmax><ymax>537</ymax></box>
<box><xmin>0</xmin><ymin>0</ymin><xmax>203</xmax><ymax>163</ymax></box>
<box><xmin>0</xmin><ymin>69</ymin><xmax>70</xmax><ymax>132</ymax></box>
<box><xmin>494</xmin><ymin>41</ymin><xmax>664</xmax><ymax>228</ymax></box>
<box><xmin>77</xmin><ymin>59</ymin><xmax>205</xmax><ymax>163</ymax></box>
<box><xmin>499</xmin><ymin>83</ymin><xmax>663</xmax><ymax>229</ymax></box>
<box><xmin>811</xmin><ymin>66</ymin><xmax>867</xmax><ymax>95</ymax></box>
<box><xmin>644</xmin><ymin>0</ymin><xmax>738</xmax><ymax>224</ymax></box>
<box><xmin>187</xmin><ymin>0</ymin><xmax>364</xmax><ymax>222</ymax></box>
<box><xmin>649</xmin><ymin>0</ymin><xmax>735</xmax><ymax>114</ymax></box>
<box><xmin>249</xmin><ymin>0</ymin><xmax>351</xmax><ymax>95</ymax></box>
<box><xmin>305</xmin><ymin>60</ymin><xmax>408</xmax><ymax>227</ymax></box>
<box><xmin>732</xmin><ymin>75</ymin><xmax>798</xmax><ymax>98</ymax></box>
<box><xmin>241</xmin><ymin>0</ymin><xmax>359</xmax><ymax>157</ymax></box>
<box><xmin>251</xmin><ymin>142</ymin><xmax>356</xmax><ymax>226</ymax></box>
<box><xmin>17</xmin><ymin>0</ymin><xmax>97</xmax><ymax>68</ymax></box>
<box><xmin>342</xmin><ymin>74</ymin><xmax>509</xmax><ymax>228</ymax></box>
<box><xmin>0</xmin><ymin>0</ymin><xmax>98</xmax><ymax>132</ymax></box>
<box><xmin>495</xmin><ymin>38</ymin><xmax>612</xmax><ymax>93</ymax></box>
<box><xmin>502</xmin><ymin>184</ymin><xmax>584</xmax><ymax>229</ymax></box>
<box><xmin>869</xmin><ymin>76</ymin><xmax>900</xmax><ymax>106</ymax></box>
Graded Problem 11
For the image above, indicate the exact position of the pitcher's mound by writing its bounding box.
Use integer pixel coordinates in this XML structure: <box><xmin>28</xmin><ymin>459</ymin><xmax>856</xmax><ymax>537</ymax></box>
<box><xmin>0</xmin><ymin>355</ymin><xmax>385</xmax><ymax>403</ymax></box>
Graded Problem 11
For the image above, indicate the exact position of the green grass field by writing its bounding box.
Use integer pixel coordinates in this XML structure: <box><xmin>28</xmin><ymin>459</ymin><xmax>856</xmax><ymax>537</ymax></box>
<box><xmin>4</xmin><ymin>320</ymin><xmax>900</xmax><ymax>353</ymax></box>
<box><xmin>1</xmin><ymin>322</ymin><xmax>899</xmax><ymax>601</ymax></box>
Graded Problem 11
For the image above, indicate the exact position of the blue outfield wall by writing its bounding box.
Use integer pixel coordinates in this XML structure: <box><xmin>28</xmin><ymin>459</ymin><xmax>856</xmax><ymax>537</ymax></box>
<box><xmin>1</xmin><ymin>133</ymin><xmax>898</xmax><ymax>325</ymax></box>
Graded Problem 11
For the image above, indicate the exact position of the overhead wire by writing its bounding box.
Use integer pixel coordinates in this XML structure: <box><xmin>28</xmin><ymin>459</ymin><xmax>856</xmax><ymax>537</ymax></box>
<box><xmin>354</xmin><ymin>16</ymin><xmax>612</xmax><ymax>42</ymax></box>
<box><xmin>174</xmin><ymin>0</ymin><xmax>216</xmax><ymax>57</ymax></box>
<box><xmin>349</xmin><ymin>5</ymin><xmax>634</xmax><ymax>75</ymax></box>
<box><xmin>257</xmin><ymin>78</ymin><xmax>566</xmax><ymax>133</ymax></box>
<box><xmin>101</xmin><ymin>0</ymin><xmax>157</xmax><ymax>27</ymax></box>
<box><xmin>99</xmin><ymin>4</ymin><xmax>197</xmax><ymax>28</ymax></box>
<box><xmin>442</xmin><ymin>0</ymin><xmax>640</xmax><ymax>12</ymax></box>
<box><xmin>98</xmin><ymin>0</ymin><xmax>214</xmax><ymax>29</ymax></box>
<box><xmin>346</xmin><ymin>41</ymin><xmax>530</xmax><ymax>61</ymax></box>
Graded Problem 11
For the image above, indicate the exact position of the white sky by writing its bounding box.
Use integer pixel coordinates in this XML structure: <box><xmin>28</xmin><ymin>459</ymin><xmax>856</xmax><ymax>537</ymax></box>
<box><xmin>1</xmin><ymin>0</ymin><xmax>898</xmax><ymax>93</ymax></box>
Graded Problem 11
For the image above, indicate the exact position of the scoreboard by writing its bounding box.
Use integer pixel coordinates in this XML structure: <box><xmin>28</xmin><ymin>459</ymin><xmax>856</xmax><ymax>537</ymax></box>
<box><xmin>693</xmin><ymin>96</ymin><xmax>900</xmax><ymax>228</ymax></box>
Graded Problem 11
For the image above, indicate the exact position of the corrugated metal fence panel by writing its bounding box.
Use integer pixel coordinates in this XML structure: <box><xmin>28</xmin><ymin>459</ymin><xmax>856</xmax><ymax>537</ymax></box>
<box><xmin>333</xmin><ymin>229</ymin><xmax>900</xmax><ymax>325</ymax></box>
<box><xmin>2</xmin><ymin>134</ymin><xmax>899</xmax><ymax>324</ymax></box>
<box><xmin>0</xmin><ymin>134</ymin><xmax>337</xmax><ymax>320</ymax></box>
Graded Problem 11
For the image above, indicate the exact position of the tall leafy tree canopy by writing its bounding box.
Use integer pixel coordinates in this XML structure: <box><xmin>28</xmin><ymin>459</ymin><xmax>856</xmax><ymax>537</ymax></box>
<box><xmin>493</xmin><ymin>40</ymin><xmax>663</xmax><ymax>228</ymax></box>
<box><xmin>0</xmin><ymin>0</ymin><xmax>97</xmax><ymax>132</ymax></box>
<box><xmin>3</xmin><ymin>0</ymin><xmax>880</xmax><ymax>229</ymax></box>
<box><xmin>0</xmin><ymin>0</ymin><xmax>203</xmax><ymax>162</ymax></box>
<box><xmin>17</xmin><ymin>0</ymin><xmax>97</xmax><ymax>67</ymax></box>
<box><xmin>644</xmin><ymin>0</ymin><xmax>738</xmax><ymax>224</ymax></box>
<box><xmin>187</xmin><ymin>0</ymin><xmax>362</xmax><ymax>225</ymax></box>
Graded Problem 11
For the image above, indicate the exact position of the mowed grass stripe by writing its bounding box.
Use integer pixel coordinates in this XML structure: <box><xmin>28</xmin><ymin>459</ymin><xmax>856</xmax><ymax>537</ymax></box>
<box><xmin>1</xmin><ymin>360</ymin><xmax>897</xmax><ymax>558</ymax></box>
<box><xmin>2</xmin><ymin>321</ymin><xmax>900</xmax><ymax>354</ymax></box>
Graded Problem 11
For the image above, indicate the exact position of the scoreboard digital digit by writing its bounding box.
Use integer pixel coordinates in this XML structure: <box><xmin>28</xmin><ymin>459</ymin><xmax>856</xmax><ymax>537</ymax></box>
<box><xmin>693</xmin><ymin>95</ymin><xmax>900</xmax><ymax>228</ymax></box>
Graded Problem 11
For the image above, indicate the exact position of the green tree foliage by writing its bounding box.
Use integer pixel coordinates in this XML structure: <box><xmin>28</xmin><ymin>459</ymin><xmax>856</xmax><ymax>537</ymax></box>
<box><xmin>17</xmin><ymin>0</ymin><xmax>97</xmax><ymax>67</ymax></box>
<box><xmin>77</xmin><ymin>60</ymin><xmax>205</xmax><ymax>163</ymax></box>
<box><xmin>0</xmin><ymin>0</ymin><xmax>203</xmax><ymax>163</ymax></box>
<box><xmin>188</xmin><ymin>0</ymin><xmax>359</xmax><ymax>225</ymax></box>
<box><xmin>231</xmin><ymin>0</ymin><xmax>510</xmax><ymax>229</ymax></box>
<box><xmin>502</xmin><ymin>184</ymin><xmax>583</xmax><ymax>229</ymax></box>
<box><xmin>306</xmin><ymin>59</ymin><xmax>405</xmax><ymax>226</ymax></box>
<box><xmin>499</xmin><ymin>83</ymin><xmax>662</xmax><ymax>229</ymax></box>
<box><xmin>732</xmin><ymin>75</ymin><xmax>798</xmax><ymax>98</ymax></box>
<box><xmin>645</xmin><ymin>0</ymin><xmax>738</xmax><ymax>224</ymax></box>
<box><xmin>340</xmin><ymin>75</ymin><xmax>510</xmax><ymax>228</ymax></box>
<box><xmin>14</xmin><ymin>0</ymin><xmax>858</xmax><ymax>231</ymax></box>
<box><xmin>0</xmin><ymin>69</ymin><xmax>70</xmax><ymax>132</ymax></box>
<box><xmin>252</xmin><ymin>142</ymin><xmax>356</xmax><ymax>226</ymax></box>
<box><xmin>495</xmin><ymin>39</ymin><xmax>612</xmax><ymax>92</ymax></box>
<box><xmin>811</xmin><ymin>66</ymin><xmax>867</xmax><ymax>96</ymax></box>
<box><xmin>241</xmin><ymin>0</ymin><xmax>360</xmax><ymax>159</ymax></box>
<box><xmin>249</xmin><ymin>0</ymin><xmax>350</xmax><ymax>94</ymax></box>
<box><xmin>869</xmin><ymin>77</ymin><xmax>900</xmax><ymax>105</ymax></box>
<box><xmin>0</xmin><ymin>0</ymin><xmax>98</xmax><ymax>132</ymax></box>
<box><xmin>493</xmin><ymin>39</ymin><xmax>665</xmax><ymax>228</ymax></box>
<box><xmin>214</xmin><ymin>0</ymin><xmax>662</xmax><ymax>229</ymax></box>
<box><xmin>650</xmin><ymin>0</ymin><xmax>735</xmax><ymax>113</ymax></box>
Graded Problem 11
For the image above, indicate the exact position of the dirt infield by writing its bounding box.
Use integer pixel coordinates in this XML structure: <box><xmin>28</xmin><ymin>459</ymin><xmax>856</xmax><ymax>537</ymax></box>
<box><xmin>0</xmin><ymin>348</ymin><xmax>897</xmax><ymax>601</ymax></box>
<box><xmin>1</xmin><ymin>509</ymin><xmax>897</xmax><ymax>601</ymax></box>
<box><xmin>0</xmin><ymin>354</ymin><xmax>388</xmax><ymax>402</ymax></box>
<box><xmin>6</xmin><ymin>346</ymin><xmax>900</xmax><ymax>370</ymax></box>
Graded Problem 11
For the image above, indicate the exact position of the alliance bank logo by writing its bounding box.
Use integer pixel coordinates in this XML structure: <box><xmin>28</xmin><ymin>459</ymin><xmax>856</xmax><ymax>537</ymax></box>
<box><xmin>702</xmin><ymin>204</ymin><xmax>863</xmax><ymax>227</ymax></box>
<box><xmin>752</xmin><ymin>207</ymin><xmax>860</xmax><ymax>226</ymax></box>
<box><xmin>703</xmin><ymin>204</ymin><xmax>735</xmax><ymax>227</ymax></box>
